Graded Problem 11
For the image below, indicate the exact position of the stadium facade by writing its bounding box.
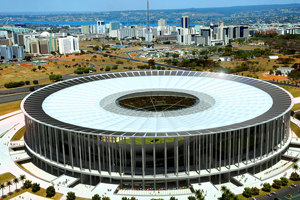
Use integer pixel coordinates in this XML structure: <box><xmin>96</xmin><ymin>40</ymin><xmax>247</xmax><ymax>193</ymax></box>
<box><xmin>21</xmin><ymin>71</ymin><xmax>293</xmax><ymax>188</ymax></box>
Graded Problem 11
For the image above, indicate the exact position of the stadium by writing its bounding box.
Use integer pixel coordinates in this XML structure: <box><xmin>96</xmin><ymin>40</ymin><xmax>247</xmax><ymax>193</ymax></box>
<box><xmin>21</xmin><ymin>70</ymin><xmax>293</xmax><ymax>189</ymax></box>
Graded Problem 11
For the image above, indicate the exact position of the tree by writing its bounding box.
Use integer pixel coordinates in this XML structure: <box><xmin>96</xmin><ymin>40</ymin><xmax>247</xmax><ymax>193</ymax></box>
<box><xmin>24</xmin><ymin>180</ymin><xmax>32</xmax><ymax>189</ymax></box>
<box><xmin>173</xmin><ymin>53</ymin><xmax>179</xmax><ymax>58</ymax></box>
<box><xmin>24</xmin><ymin>55</ymin><xmax>32</xmax><ymax>61</ymax></box>
<box><xmin>67</xmin><ymin>191</ymin><xmax>76</xmax><ymax>200</ymax></box>
<box><xmin>29</xmin><ymin>86</ymin><xmax>34</xmax><ymax>92</ymax></box>
<box><xmin>188</xmin><ymin>196</ymin><xmax>196</xmax><ymax>200</ymax></box>
<box><xmin>102</xmin><ymin>197</ymin><xmax>110</xmax><ymax>200</ymax></box>
<box><xmin>130</xmin><ymin>197</ymin><xmax>137</xmax><ymax>200</ymax></box>
<box><xmin>92</xmin><ymin>194</ymin><xmax>101</xmax><ymax>200</ymax></box>
<box><xmin>33</xmin><ymin>80</ymin><xmax>38</xmax><ymax>84</ymax></box>
<box><xmin>272</xmin><ymin>179</ymin><xmax>282</xmax><ymax>189</ymax></box>
<box><xmin>105</xmin><ymin>66</ymin><xmax>111</xmax><ymax>71</ymax></box>
<box><xmin>49</xmin><ymin>74</ymin><xmax>62</xmax><ymax>82</ymax></box>
<box><xmin>25</xmin><ymin>81</ymin><xmax>30</xmax><ymax>85</ymax></box>
<box><xmin>280</xmin><ymin>176</ymin><xmax>288</xmax><ymax>186</ymax></box>
<box><xmin>290</xmin><ymin>172</ymin><xmax>300</xmax><ymax>181</ymax></box>
<box><xmin>6</xmin><ymin>181</ymin><xmax>12</xmax><ymax>193</ymax></box>
<box><xmin>32</xmin><ymin>183</ymin><xmax>40</xmax><ymax>192</ymax></box>
<box><xmin>251</xmin><ymin>187</ymin><xmax>259</xmax><ymax>195</ymax></box>
<box><xmin>291</xmin><ymin>111</ymin><xmax>295</xmax><ymax>116</ymax></box>
<box><xmin>13</xmin><ymin>178</ymin><xmax>19</xmax><ymax>190</ymax></box>
<box><xmin>122</xmin><ymin>197</ymin><xmax>128</xmax><ymax>200</ymax></box>
<box><xmin>0</xmin><ymin>183</ymin><xmax>5</xmax><ymax>197</ymax></box>
<box><xmin>270</xmin><ymin>69</ymin><xmax>274</xmax><ymax>75</ymax></box>
<box><xmin>293</xmin><ymin>164</ymin><xmax>299</xmax><ymax>172</ymax></box>
<box><xmin>170</xmin><ymin>197</ymin><xmax>177</xmax><ymax>200</ymax></box>
<box><xmin>195</xmin><ymin>189</ymin><xmax>205</xmax><ymax>200</ymax></box>
<box><xmin>242</xmin><ymin>187</ymin><xmax>252</xmax><ymax>198</ymax></box>
<box><xmin>32</xmin><ymin>68</ymin><xmax>37</xmax><ymax>72</ymax></box>
<box><xmin>165</xmin><ymin>52</ymin><xmax>170</xmax><ymax>57</ymax></box>
<box><xmin>262</xmin><ymin>183</ymin><xmax>271</xmax><ymax>192</ymax></box>
<box><xmin>148</xmin><ymin>59</ymin><xmax>155</xmax><ymax>66</ymax></box>
<box><xmin>46</xmin><ymin>186</ymin><xmax>56</xmax><ymax>197</ymax></box>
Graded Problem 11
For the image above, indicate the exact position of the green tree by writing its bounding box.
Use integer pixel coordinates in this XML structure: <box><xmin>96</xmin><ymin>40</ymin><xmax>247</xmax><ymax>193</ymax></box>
<box><xmin>280</xmin><ymin>176</ymin><xmax>288</xmax><ymax>186</ymax></box>
<box><xmin>33</xmin><ymin>80</ymin><xmax>38</xmax><ymax>84</ymax></box>
<box><xmin>148</xmin><ymin>59</ymin><xmax>155</xmax><ymax>66</ymax></box>
<box><xmin>242</xmin><ymin>187</ymin><xmax>252</xmax><ymax>198</ymax></box>
<box><xmin>188</xmin><ymin>196</ymin><xmax>196</xmax><ymax>200</ymax></box>
<box><xmin>32</xmin><ymin>183</ymin><xmax>40</xmax><ymax>192</ymax></box>
<box><xmin>122</xmin><ymin>197</ymin><xmax>128</xmax><ymax>200</ymax></box>
<box><xmin>262</xmin><ymin>183</ymin><xmax>271</xmax><ymax>192</ymax></box>
<box><xmin>0</xmin><ymin>183</ymin><xmax>6</xmax><ymax>197</ymax></box>
<box><xmin>195</xmin><ymin>189</ymin><xmax>205</xmax><ymax>200</ymax></box>
<box><xmin>290</xmin><ymin>172</ymin><xmax>300</xmax><ymax>181</ymax></box>
<box><xmin>67</xmin><ymin>191</ymin><xmax>76</xmax><ymax>200</ymax></box>
<box><xmin>46</xmin><ymin>186</ymin><xmax>56</xmax><ymax>197</ymax></box>
<box><xmin>13</xmin><ymin>178</ymin><xmax>19</xmax><ymax>190</ymax></box>
<box><xmin>24</xmin><ymin>180</ymin><xmax>32</xmax><ymax>189</ymax></box>
<box><xmin>92</xmin><ymin>194</ymin><xmax>101</xmax><ymax>200</ymax></box>
<box><xmin>6</xmin><ymin>181</ymin><xmax>12</xmax><ymax>193</ymax></box>
<box><xmin>105</xmin><ymin>66</ymin><xmax>111</xmax><ymax>71</ymax></box>
<box><xmin>272</xmin><ymin>179</ymin><xmax>282</xmax><ymax>189</ymax></box>
<box><xmin>251</xmin><ymin>187</ymin><xmax>259</xmax><ymax>195</ymax></box>
<box><xmin>165</xmin><ymin>52</ymin><xmax>170</xmax><ymax>57</ymax></box>
<box><xmin>102</xmin><ymin>197</ymin><xmax>110</xmax><ymax>200</ymax></box>
<box><xmin>172</xmin><ymin>53</ymin><xmax>179</xmax><ymax>58</ymax></box>
<box><xmin>170</xmin><ymin>197</ymin><xmax>177</xmax><ymax>200</ymax></box>
<box><xmin>293</xmin><ymin>164</ymin><xmax>299</xmax><ymax>172</ymax></box>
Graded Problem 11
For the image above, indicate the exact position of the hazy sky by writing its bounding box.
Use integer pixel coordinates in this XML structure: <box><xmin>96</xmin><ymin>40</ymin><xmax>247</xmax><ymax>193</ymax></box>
<box><xmin>1</xmin><ymin>0</ymin><xmax>300</xmax><ymax>13</ymax></box>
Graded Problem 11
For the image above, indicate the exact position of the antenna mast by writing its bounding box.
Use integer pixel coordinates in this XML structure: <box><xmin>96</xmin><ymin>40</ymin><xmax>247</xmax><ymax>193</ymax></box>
<box><xmin>147</xmin><ymin>0</ymin><xmax>150</xmax><ymax>43</ymax></box>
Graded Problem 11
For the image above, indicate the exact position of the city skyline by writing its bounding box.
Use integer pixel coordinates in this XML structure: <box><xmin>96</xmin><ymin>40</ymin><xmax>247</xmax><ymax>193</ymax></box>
<box><xmin>0</xmin><ymin>0</ymin><xmax>299</xmax><ymax>13</ymax></box>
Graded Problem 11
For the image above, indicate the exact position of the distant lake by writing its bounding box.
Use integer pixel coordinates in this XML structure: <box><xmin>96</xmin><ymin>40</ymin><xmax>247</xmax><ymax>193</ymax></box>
<box><xmin>0</xmin><ymin>20</ymin><xmax>199</xmax><ymax>27</ymax></box>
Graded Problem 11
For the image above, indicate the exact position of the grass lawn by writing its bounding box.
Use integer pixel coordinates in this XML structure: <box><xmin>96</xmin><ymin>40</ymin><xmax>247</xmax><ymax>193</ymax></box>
<box><xmin>236</xmin><ymin>179</ymin><xmax>300</xmax><ymax>200</ymax></box>
<box><xmin>291</xmin><ymin>122</ymin><xmax>300</xmax><ymax>138</ymax></box>
<box><xmin>278</xmin><ymin>85</ymin><xmax>300</xmax><ymax>98</ymax></box>
<box><xmin>11</xmin><ymin>126</ymin><xmax>26</xmax><ymax>141</ymax></box>
<box><xmin>0</xmin><ymin>173</ymin><xmax>16</xmax><ymax>185</ymax></box>
<box><xmin>2</xmin><ymin>187</ymin><xmax>63</xmax><ymax>200</ymax></box>
<box><xmin>292</xmin><ymin>104</ymin><xmax>300</xmax><ymax>111</ymax></box>
<box><xmin>0</xmin><ymin>100</ymin><xmax>22</xmax><ymax>116</ymax></box>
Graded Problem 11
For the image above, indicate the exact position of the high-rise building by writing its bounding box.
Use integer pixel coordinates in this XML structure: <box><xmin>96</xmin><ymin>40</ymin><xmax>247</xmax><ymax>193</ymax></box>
<box><xmin>29</xmin><ymin>39</ymin><xmax>40</xmax><ymax>54</ymax></box>
<box><xmin>110</xmin><ymin>21</ymin><xmax>120</xmax><ymax>31</ymax></box>
<box><xmin>0</xmin><ymin>46</ymin><xmax>13</xmax><ymax>60</ymax></box>
<box><xmin>0</xmin><ymin>31</ymin><xmax>8</xmax><ymax>39</ymax></box>
<box><xmin>58</xmin><ymin>36</ymin><xmax>80</xmax><ymax>54</ymax></box>
<box><xmin>49</xmin><ymin>37</ymin><xmax>58</xmax><ymax>53</ymax></box>
<box><xmin>11</xmin><ymin>45</ymin><xmax>24</xmax><ymax>59</ymax></box>
<box><xmin>39</xmin><ymin>39</ymin><xmax>50</xmax><ymax>55</ymax></box>
<box><xmin>181</xmin><ymin>16</ymin><xmax>189</xmax><ymax>28</ymax></box>
<box><xmin>158</xmin><ymin>19</ymin><xmax>166</xmax><ymax>27</ymax></box>
<box><xmin>96</xmin><ymin>21</ymin><xmax>106</xmax><ymax>34</ymax></box>
<box><xmin>81</xmin><ymin>25</ymin><xmax>90</xmax><ymax>34</ymax></box>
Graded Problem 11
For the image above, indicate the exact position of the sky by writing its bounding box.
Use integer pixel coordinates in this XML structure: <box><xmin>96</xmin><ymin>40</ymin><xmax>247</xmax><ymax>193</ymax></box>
<box><xmin>1</xmin><ymin>0</ymin><xmax>300</xmax><ymax>13</ymax></box>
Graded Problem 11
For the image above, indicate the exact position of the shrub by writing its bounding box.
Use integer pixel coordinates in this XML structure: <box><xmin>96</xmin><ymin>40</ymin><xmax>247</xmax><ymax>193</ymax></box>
<box><xmin>262</xmin><ymin>182</ymin><xmax>271</xmax><ymax>192</ymax></box>
<box><xmin>46</xmin><ymin>186</ymin><xmax>56</xmax><ymax>197</ymax></box>
<box><xmin>24</xmin><ymin>180</ymin><xmax>32</xmax><ymax>189</ymax></box>
<box><xmin>49</xmin><ymin>74</ymin><xmax>62</xmax><ymax>81</ymax></box>
<box><xmin>102</xmin><ymin>197</ymin><xmax>110</xmax><ymax>200</ymax></box>
<box><xmin>251</xmin><ymin>187</ymin><xmax>259</xmax><ymax>195</ymax></box>
<box><xmin>122</xmin><ymin>197</ymin><xmax>128</xmax><ymax>200</ymax></box>
<box><xmin>32</xmin><ymin>68</ymin><xmax>37</xmax><ymax>72</ymax></box>
<box><xmin>112</xmin><ymin>65</ymin><xmax>118</xmax><ymax>70</ymax></box>
<box><xmin>33</xmin><ymin>80</ymin><xmax>38</xmax><ymax>84</ymax></box>
<box><xmin>100</xmin><ymin>67</ymin><xmax>104</xmax><ymax>71</ymax></box>
<box><xmin>128</xmin><ymin>67</ymin><xmax>132</xmax><ymax>70</ymax></box>
<box><xmin>25</xmin><ymin>81</ymin><xmax>30</xmax><ymax>85</ymax></box>
<box><xmin>105</xmin><ymin>66</ymin><xmax>111</xmax><ymax>71</ymax></box>
<box><xmin>92</xmin><ymin>194</ymin><xmax>101</xmax><ymax>200</ymax></box>
<box><xmin>32</xmin><ymin>183</ymin><xmax>40</xmax><ymax>192</ymax></box>
<box><xmin>187</xmin><ymin>196</ymin><xmax>196</xmax><ymax>200</ymax></box>
<box><xmin>151</xmin><ymin>66</ymin><xmax>156</xmax><ymax>69</ymax></box>
<box><xmin>157</xmin><ymin>65</ymin><xmax>162</xmax><ymax>70</ymax></box>
<box><xmin>161</xmin><ymin>67</ymin><xmax>166</xmax><ymax>70</ymax></box>
<box><xmin>66</xmin><ymin>191</ymin><xmax>76</xmax><ymax>200</ymax></box>
<box><xmin>29</xmin><ymin>87</ymin><xmax>34</xmax><ymax>92</ymax></box>
<box><xmin>4</xmin><ymin>81</ymin><xmax>25</xmax><ymax>88</ymax></box>
<box><xmin>272</xmin><ymin>179</ymin><xmax>282</xmax><ymax>189</ymax></box>
<box><xmin>280</xmin><ymin>176</ymin><xmax>288</xmax><ymax>186</ymax></box>
<box><xmin>290</xmin><ymin>172</ymin><xmax>300</xmax><ymax>181</ymax></box>
<box><xmin>242</xmin><ymin>187</ymin><xmax>252</xmax><ymax>198</ymax></box>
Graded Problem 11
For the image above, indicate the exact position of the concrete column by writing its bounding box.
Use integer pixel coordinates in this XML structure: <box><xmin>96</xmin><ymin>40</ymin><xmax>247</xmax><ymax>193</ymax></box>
<box><xmin>142</xmin><ymin>138</ymin><xmax>145</xmax><ymax>178</ymax></box>
<box><xmin>88</xmin><ymin>136</ymin><xmax>91</xmax><ymax>172</ymax></box>
<box><xmin>78</xmin><ymin>133</ymin><xmax>82</xmax><ymax>170</ymax></box>
<box><xmin>209</xmin><ymin>135</ymin><xmax>212</xmax><ymax>173</ymax></box>
<box><xmin>254</xmin><ymin>126</ymin><xmax>257</xmax><ymax>162</ymax></box>
<box><xmin>61</xmin><ymin>131</ymin><xmax>66</xmax><ymax>167</ymax></box>
<box><xmin>130</xmin><ymin>138</ymin><xmax>134</xmax><ymax>177</ymax></box>
<box><xmin>55</xmin><ymin>129</ymin><xmax>59</xmax><ymax>164</ymax></box>
<box><xmin>188</xmin><ymin>137</ymin><xmax>190</xmax><ymax>175</ymax></box>
<box><xmin>164</xmin><ymin>138</ymin><xmax>167</xmax><ymax>176</ymax></box>
<box><xmin>246</xmin><ymin>128</ymin><xmax>250</xmax><ymax>165</ymax></box>
<box><xmin>220</xmin><ymin>133</ymin><xmax>222</xmax><ymax>171</ymax></box>
<box><xmin>175</xmin><ymin>137</ymin><xmax>178</xmax><ymax>176</ymax></box>
<box><xmin>153</xmin><ymin>138</ymin><xmax>156</xmax><ymax>177</ymax></box>
<box><xmin>228</xmin><ymin>132</ymin><xmax>231</xmax><ymax>169</ymax></box>
<box><xmin>98</xmin><ymin>135</ymin><xmax>101</xmax><ymax>174</ymax></box>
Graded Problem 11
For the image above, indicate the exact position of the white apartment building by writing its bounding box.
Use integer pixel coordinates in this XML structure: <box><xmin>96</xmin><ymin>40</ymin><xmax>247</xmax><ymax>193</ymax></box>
<box><xmin>58</xmin><ymin>36</ymin><xmax>80</xmax><ymax>54</ymax></box>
